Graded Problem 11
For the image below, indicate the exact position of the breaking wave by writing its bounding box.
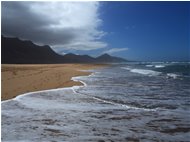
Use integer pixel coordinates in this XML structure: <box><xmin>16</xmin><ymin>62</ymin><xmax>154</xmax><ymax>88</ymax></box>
<box><xmin>121</xmin><ymin>67</ymin><xmax>161</xmax><ymax>76</ymax></box>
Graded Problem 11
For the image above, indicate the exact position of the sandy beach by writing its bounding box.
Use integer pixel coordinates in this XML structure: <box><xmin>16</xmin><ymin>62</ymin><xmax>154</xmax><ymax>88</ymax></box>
<box><xmin>1</xmin><ymin>64</ymin><xmax>106</xmax><ymax>101</ymax></box>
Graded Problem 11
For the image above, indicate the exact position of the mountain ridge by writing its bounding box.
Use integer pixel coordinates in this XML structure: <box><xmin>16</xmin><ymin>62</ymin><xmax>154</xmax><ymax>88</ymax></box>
<box><xmin>1</xmin><ymin>36</ymin><xmax>127</xmax><ymax>64</ymax></box>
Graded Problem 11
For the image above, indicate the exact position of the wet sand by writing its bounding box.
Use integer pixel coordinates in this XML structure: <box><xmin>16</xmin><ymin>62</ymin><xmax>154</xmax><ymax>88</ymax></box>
<box><xmin>1</xmin><ymin>64</ymin><xmax>106</xmax><ymax>101</ymax></box>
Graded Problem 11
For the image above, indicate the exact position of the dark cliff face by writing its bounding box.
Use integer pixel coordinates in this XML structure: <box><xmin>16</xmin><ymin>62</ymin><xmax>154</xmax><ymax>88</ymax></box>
<box><xmin>1</xmin><ymin>36</ymin><xmax>64</xmax><ymax>64</ymax></box>
<box><xmin>1</xmin><ymin>36</ymin><xmax>127</xmax><ymax>64</ymax></box>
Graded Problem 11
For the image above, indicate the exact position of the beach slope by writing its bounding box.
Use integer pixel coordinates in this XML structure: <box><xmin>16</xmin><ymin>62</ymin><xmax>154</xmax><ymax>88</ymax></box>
<box><xmin>1</xmin><ymin>64</ymin><xmax>105</xmax><ymax>100</ymax></box>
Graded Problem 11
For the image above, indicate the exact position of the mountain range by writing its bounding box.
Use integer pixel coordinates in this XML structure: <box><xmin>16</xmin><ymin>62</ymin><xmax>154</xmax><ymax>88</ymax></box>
<box><xmin>1</xmin><ymin>36</ymin><xmax>127</xmax><ymax>64</ymax></box>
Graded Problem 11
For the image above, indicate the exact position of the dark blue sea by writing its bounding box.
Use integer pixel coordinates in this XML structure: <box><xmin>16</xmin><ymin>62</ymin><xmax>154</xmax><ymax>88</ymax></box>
<box><xmin>2</xmin><ymin>62</ymin><xmax>190</xmax><ymax>142</ymax></box>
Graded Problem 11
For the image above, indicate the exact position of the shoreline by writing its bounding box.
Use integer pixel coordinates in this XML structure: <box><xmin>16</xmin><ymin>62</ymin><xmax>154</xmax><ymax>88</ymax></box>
<box><xmin>1</xmin><ymin>64</ymin><xmax>107</xmax><ymax>101</ymax></box>
<box><xmin>1</xmin><ymin>71</ymin><xmax>94</xmax><ymax>104</ymax></box>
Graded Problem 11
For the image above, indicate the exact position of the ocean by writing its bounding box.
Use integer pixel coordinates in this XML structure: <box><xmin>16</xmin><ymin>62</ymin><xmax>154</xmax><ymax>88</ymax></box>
<box><xmin>2</xmin><ymin>62</ymin><xmax>190</xmax><ymax>142</ymax></box>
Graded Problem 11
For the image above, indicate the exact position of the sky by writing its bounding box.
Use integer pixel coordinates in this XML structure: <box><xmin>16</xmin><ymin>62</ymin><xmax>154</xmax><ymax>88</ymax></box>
<box><xmin>1</xmin><ymin>1</ymin><xmax>190</xmax><ymax>61</ymax></box>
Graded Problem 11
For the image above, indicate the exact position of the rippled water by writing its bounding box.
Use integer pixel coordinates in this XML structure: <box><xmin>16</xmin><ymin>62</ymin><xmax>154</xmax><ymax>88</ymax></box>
<box><xmin>2</xmin><ymin>62</ymin><xmax>190</xmax><ymax>141</ymax></box>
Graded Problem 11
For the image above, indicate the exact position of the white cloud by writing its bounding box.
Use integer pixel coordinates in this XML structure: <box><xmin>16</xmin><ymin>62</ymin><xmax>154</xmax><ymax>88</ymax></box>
<box><xmin>103</xmin><ymin>48</ymin><xmax>128</xmax><ymax>54</ymax></box>
<box><xmin>54</xmin><ymin>41</ymin><xmax>107</xmax><ymax>51</ymax></box>
<box><xmin>2</xmin><ymin>1</ymin><xmax>107</xmax><ymax>51</ymax></box>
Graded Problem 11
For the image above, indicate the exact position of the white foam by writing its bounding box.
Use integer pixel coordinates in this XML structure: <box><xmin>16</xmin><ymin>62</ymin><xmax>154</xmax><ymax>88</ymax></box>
<box><xmin>122</xmin><ymin>67</ymin><xmax>161</xmax><ymax>76</ymax></box>
<box><xmin>16</xmin><ymin>95</ymin><xmax>64</xmax><ymax>110</ymax></box>
<box><xmin>155</xmin><ymin>65</ymin><xmax>165</xmax><ymax>68</ymax></box>
<box><xmin>1</xmin><ymin>87</ymin><xmax>66</xmax><ymax>104</ymax></box>
<box><xmin>167</xmin><ymin>73</ymin><xmax>179</xmax><ymax>79</ymax></box>
<box><xmin>130</xmin><ymin>69</ymin><xmax>161</xmax><ymax>76</ymax></box>
<box><xmin>13</xmin><ymin>87</ymin><xmax>71</xmax><ymax>102</ymax></box>
<box><xmin>146</xmin><ymin>64</ymin><xmax>166</xmax><ymax>68</ymax></box>
<box><xmin>91</xmin><ymin>96</ymin><xmax>157</xmax><ymax>111</ymax></box>
<box><xmin>146</xmin><ymin>65</ymin><xmax>154</xmax><ymax>67</ymax></box>
<box><xmin>71</xmin><ymin>76</ymin><xmax>87</xmax><ymax>87</ymax></box>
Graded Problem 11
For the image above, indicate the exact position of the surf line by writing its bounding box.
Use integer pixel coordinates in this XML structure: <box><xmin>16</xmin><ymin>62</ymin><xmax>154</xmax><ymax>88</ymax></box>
<box><xmin>1</xmin><ymin>70</ymin><xmax>96</xmax><ymax>104</ymax></box>
<box><xmin>2</xmin><ymin>70</ymin><xmax>157</xmax><ymax>112</ymax></box>
<box><xmin>71</xmin><ymin>75</ymin><xmax>158</xmax><ymax>112</ymax></box>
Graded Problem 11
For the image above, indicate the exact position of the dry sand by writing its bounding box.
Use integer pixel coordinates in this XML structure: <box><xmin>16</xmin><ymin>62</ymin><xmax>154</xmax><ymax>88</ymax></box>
<box><xmin>1</xmin><ymin>64</ymin><xmax>106</xmax><ymax>101</ymax></box>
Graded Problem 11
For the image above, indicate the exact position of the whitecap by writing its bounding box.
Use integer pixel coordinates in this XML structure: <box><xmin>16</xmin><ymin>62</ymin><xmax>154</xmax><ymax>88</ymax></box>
<box><xmin>146</xmin><ymin>65</ymin><xmax>154</xmax><ymax>67</ymax></box>
<box><xmin>130</xmin><ymin>69</ymin><xmax>161</xmax><ymax>76</ymax></box>
<box><xmin>167</xmin><ymin>73</ymin><xmax>179</xmax><ymax>79</ymax></box>
<box><xmin>155</xmin><ymin>65</ymin><xmax>165</xmax><ymax>68</ymax></box>
<box><xmin>122</xmin><ymin>67</ymin><xmax>161</xmax><ymax>76</ymax></box>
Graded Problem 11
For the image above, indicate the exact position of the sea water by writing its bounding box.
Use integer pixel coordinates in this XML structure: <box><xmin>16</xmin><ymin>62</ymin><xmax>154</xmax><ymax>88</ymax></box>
<box><xmin>2</xmin><ymin>62</ymin><xmax>190</xmax><ymax>142</ymax></box>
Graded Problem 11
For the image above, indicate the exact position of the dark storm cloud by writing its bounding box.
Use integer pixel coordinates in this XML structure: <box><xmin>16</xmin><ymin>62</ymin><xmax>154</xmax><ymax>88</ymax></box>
<box><xmin>1</xmin><ymin>1</ymin><xmax>107</xmax><ymax>50</ymax></box>
<box><xmin>2</xmin><ymin>2</ymin><xmax>77</xmax><ymax>45</ymax></box>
